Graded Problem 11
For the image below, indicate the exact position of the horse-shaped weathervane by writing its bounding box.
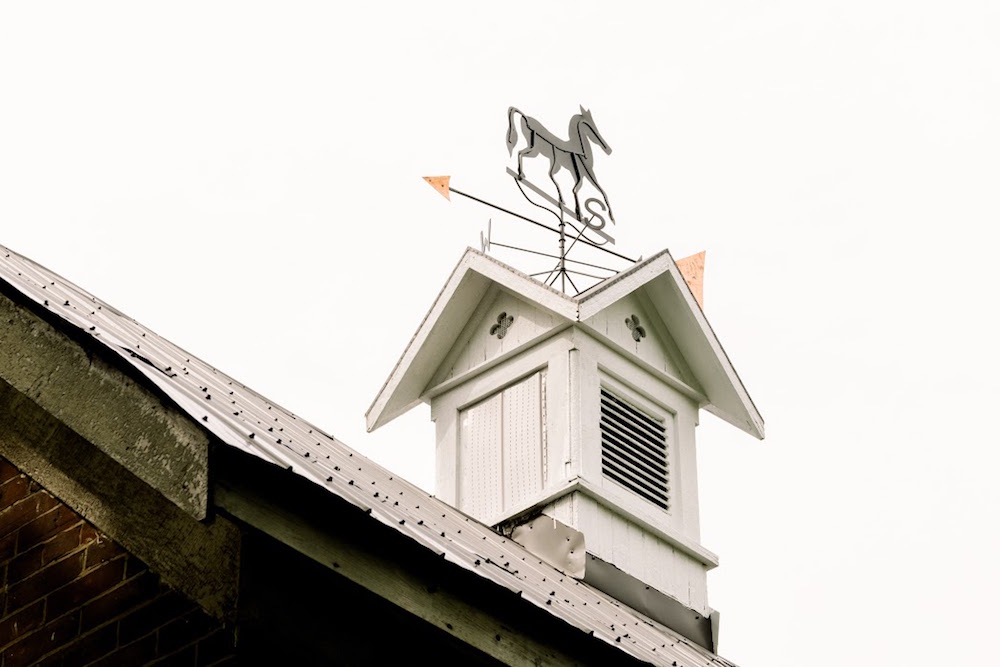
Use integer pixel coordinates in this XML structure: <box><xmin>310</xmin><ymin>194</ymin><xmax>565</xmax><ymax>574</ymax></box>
<box><xmin>506</xmin><ymin>106</ymin><xmax>615</xmax><ymax>237</ymax></box>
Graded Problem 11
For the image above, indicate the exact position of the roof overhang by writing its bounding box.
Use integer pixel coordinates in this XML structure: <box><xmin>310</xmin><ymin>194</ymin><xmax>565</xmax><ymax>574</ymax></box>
<box><xmin>578</xmin><ymin>249</ymin><xmax>764</xmax><ymax>439</ymax></box>
<box><xmin>367</xmin><ymin>248</ymin><xmax>763</xmax><ymax>439</ymax></box>
<box><xmin>365</xmin><ymin>249</ymin><xmax>576</xmax><ymax>432</ymax></box>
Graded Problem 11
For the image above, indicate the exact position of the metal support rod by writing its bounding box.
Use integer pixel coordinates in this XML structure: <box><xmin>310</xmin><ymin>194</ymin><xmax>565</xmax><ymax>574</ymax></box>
<box><xmin>559</xmin><ymin>217</ymin><xmax>566</xmax><ymax>293</ymax></box>
<box><xmin>564</xmin><ymin>271</ymin><xmax>580</xmax><ymax>294</ymax></box>
<box><xmin>488</xmin><ymin>242</ymin><xmax>617</xmax><ymax>272</ymax></box>
<box><xmin>564</xmin><ymin>268</ymin><xmax>611</xmax><ymax>281</ymax></box>
<box><xmin>449</xmin><ymin>186</ymin><xmax>637</xmax><ymax>263</ymax></box>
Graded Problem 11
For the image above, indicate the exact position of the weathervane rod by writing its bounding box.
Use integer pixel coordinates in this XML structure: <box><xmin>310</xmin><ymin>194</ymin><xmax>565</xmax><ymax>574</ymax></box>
<box><xmin>559</xmin><ymin>217</ymin><xmax>566</xmax><ymax>292</ymax></box>
<box><xmin>487</xmin><ymin>241</ymin><xmax>618</xmax><ymax>273</ymax></box>
<box><xmin>506</xmin><ymin>167</ymin><xmax>614</xmax><ymax>248</ymax></box>
<box><xmin>448</xmin><ymin>186</ymin><xmax>637</xmax><ymax>263</ymax></box>
<box><xmin>563</xmin><ymin>268</ymin><xmax>611</xmax><ymax>281</ymax></box>
<box><xmin>540</xmin><ymin>210</ymin><xmax>591</xmax><ymax>287</ymax></box>
<box><xmin>564</xmin><ymin>271</ymin><xmax>580</xmax><ymax>294</ymax></box>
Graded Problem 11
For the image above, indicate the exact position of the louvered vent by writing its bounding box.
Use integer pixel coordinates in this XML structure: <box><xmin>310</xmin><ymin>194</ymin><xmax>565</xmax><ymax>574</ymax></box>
<box><xmin>600</xmin><ymin>389</ymin><xmax>669</xmax><ymax>510</ymax></box>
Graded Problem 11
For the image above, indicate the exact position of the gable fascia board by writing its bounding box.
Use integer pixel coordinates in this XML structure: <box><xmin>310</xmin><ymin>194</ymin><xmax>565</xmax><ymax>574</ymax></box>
<box><xmin>577</xmin><ymin>249</ymin><xmax>764</xmax><ymax>440</ymax></box>
<box><xmin>465</xmin><ymin>249</ymin><xmax>578</xmax><ymax>319</ymax></box>
<box><xmin>575</xmin><ymin>248</ymin><xmax>674</xmax><ymax>320</ymax></box>
<box><xmin>644</xmin><ymin>257</ymin><xmax>764</xmax><ymax>439</ymax></box>
<box><xmin>365</xmin><ymin>249</ymin><xmax>575</xmax><ymax>432</ymax></box>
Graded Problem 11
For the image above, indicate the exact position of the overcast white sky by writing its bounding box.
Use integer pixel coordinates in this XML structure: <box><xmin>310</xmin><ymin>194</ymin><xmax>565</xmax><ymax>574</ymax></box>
<box><xmin>2</xmin><ymin>2</ymin><xmax>998</xmax><ymax>664</ymax></box>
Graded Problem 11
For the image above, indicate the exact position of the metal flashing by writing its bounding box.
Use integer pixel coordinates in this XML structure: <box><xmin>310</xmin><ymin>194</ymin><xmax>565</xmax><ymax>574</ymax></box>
<box><xmin>584</xmin><ymin>554</ymin><xmax>715</xmax><ymax>652</ymax></box>
<box><xmin>510</xmin><ymin>514</ymin><xmax>586</xmax><ymax>579</ymax></box>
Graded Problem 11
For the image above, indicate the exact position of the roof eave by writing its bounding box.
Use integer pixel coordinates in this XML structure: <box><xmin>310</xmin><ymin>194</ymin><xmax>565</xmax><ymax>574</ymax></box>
<box><xmin>579</xmin><ymin>250</ymin><xmax>764</xmax><ymax>440</ymax></box>
<box><xmin>365</xmin><ymin>249</ymin><xmax>576</xmax><ymax>432</ymax></box>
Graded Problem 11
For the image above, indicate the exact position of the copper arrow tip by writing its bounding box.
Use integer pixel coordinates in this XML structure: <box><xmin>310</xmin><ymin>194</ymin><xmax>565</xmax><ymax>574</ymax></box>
<box><xmin>422</xmin><ymin>175</ymin><xmax>451</xmax><ymax>201</ymax></box>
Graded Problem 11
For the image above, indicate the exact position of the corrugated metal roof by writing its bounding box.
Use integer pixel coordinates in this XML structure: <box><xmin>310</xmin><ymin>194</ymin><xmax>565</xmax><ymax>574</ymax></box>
<box><xmin>0</xmin><ymin>243</ymin><xmax>738</xmax><ymax>667</ymax></box>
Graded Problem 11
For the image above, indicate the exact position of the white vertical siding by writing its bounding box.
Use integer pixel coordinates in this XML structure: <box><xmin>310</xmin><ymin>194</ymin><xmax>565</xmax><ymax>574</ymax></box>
<box><xmin>434</xmin><ymin>413</ymin><xmax>459</xmax><ymax>505</ymax></box>
<box><xmin>458</xmin><ymin>371</ymin><xmax>547</xmax><ymax>522</ymax></box>
<box><xmin>544</xmin><ymin>494</ymin><xmax>577</xmax><ymax>526</ymax></box>
<box><xmin>431</xmin><ymin>291</ymin><xmax>559</xmax><ymax>386</ymax></box>
<box><xmin>582</xmin><ymin>293</ymin><xmax>689</xmax><ymax>383</ymax></box>
<box><xmin>502</xmin><ymin>372</ymin><xmax>544</xmax><ymax>510</ymax></box>
<box><xmin>459</xmin><ymin>392</ymin><xmax>503</xmax><ymax>520</ymax></box>
<box><xmin>575</xmin><ymin>493</ymin><xmax>709</xmax><ymax>615</ymax></box>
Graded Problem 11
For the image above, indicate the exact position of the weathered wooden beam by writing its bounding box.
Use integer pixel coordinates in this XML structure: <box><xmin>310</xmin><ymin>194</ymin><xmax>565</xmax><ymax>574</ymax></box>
<box><xmin>0</xmin><ymin>288</ymin><xmax>208</xmax><ymax>519</ymax></box>
<box><xmin>0</xmin><ymin>377</ymin><xmax>241</xmax><ymax>619</ymax></box>
<box><xmin>215</xmin><ymin>453</ymin><xmax>642</xmax><ymax>666</ymax></box>
<box><xmin>0</xmin><ymin>286</ymin><xmax>240</xmax><ymax>619</ymax></box>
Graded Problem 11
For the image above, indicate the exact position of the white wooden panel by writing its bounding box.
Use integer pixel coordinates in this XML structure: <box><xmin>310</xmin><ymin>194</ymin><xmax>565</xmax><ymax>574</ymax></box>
<box><xmin>582</xmin><ymin>293</ymin><xmax>686</xmax><ymax>381</ymax></box>
<box><xmin>502</xmin><ymin>371</ymin><xmax>545</xmax><ymax>510</ymax></box>
<box><xmin>576</xmin><ymin>349</ymin><xmax>603</xmax><ymax>483</ymax></box>
<box><xmin>434</xmin><ymin>413</ymin><xmax>458</xmax><ymax>505</ymax></box>
<box><xmin>626</xmin><ymin>522</ymin><xmax>649</xmax><ymax>585</ymax></box>
<box><xmin>432</xmin><ymin>334</ymin><xmax>573</xmax><ymax>516</ymax></box>
<box><xmin>433</xmin><ymin>291</ymin><xmax>559</xmax><ymax>385</ymax></box>
<box><xmin>458</xmin><ymin>370</ymin><xmax>549</xmax><ymax>522</ymax></box>
<box><xmin>674</xmin><ymin>404</ymin><xmax>701</xmax><ymax>541</ymax></box>
<box><xmin>459</xmin><ymin>393</ymin><xmax>503</xmax><ymax>521</ymax></box>
<box><xmin>611</xmin><ymin>510</ymin><xmax>631</xmax><ymax>573</ymax></box>
<box><xmin>675</xmin><ymin>548</ymin><xmax>708</xmax><ymax>613</ymax></box>
<box><xmin>543</xmin><ymin>495</ymin><xmax>576</xmax><ymax>526</ymax></box>
<box><xmin>575</xmin><ymin>493</ymin><xmax>709</xmax><ymax>615</ymax></box>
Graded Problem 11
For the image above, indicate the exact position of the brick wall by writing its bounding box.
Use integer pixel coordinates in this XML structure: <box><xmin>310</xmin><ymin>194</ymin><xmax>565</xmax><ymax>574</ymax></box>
<box><xmin>0</xmin><ymin>457</ymin><xmax>236</xmax><ymax>666</ymax></box>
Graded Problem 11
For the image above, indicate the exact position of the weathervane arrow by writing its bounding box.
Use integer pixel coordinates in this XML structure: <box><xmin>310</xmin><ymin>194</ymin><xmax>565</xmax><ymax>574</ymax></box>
<box><xmin>420</xmin><ymin>174</ymin><xmax>636</xmax><ymax>263</ymax></box>
<box><xmin>675</xmin><ymin>251</ymin><xmax>706</xmax><ymax>309</ymax></box>
<box><xmin>422</xmin><ymin>175</ymin><xmax>451</xmax><ymax>200</ymax></box>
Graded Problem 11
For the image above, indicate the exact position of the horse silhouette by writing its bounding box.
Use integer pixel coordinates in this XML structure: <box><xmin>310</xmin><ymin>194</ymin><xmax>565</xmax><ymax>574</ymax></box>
<box><xmin>507</xmin><ymin>106</ymin><xmax>614</xmax><ymax>225</ymax></box>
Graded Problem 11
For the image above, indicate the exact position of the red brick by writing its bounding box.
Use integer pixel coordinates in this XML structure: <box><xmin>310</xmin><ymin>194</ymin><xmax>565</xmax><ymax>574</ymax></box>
<box><xmin>119</xmin><ymin>592</ymin><xmax>195</xmax><ymax>645</ymax></box>
<box><xmin>6</xmin><ymin>525</ymin><xmax>79</xmax><ymax>582</ymax></box>
<box><xmin>5</xmin><ymin>551</ymin><xmax>85</xmax><ymax>613</ymax></box>
<box><xmin>34</xmin><ymin>624</ymin><xmax>117</xmax><ymax>667</ymax></box>
<box><xmin>0</xmin><ymin>531</ymin><xmax>17</xmax><ymax>562</ymax></box>
<box><xmin>45</xmin><ymin>556</ymin><xmax>126</xmax><ymax>620</ymax></box>
<box><xmin>0</xmin><ymin>477</ymin><xmax>31</xmax><ymax>507</ymax></box>
<box><xmin>7</xmin><ymin>548</ymin><xmax>42</xmax><ymax>582</ymax></box>
<box><xmin>151</xmin><ymin>644</ymin><xmax>197</xmax><ymax>666</ymax></box>
<box><xmin>79</xmin><ymin>524</ymin><xmax>99</xmax><ymax>545</ymax></box>
<box><xmin>205</xmin><ymin>658</ymin><xmax>237</xmax><ymax>667</ymax></box>
<box><xmin>125</xmin><ymin>554</ymin><xmax>150</xmax><ymax>579</ymax></box>
<box><xmin>0</xmin><ymin>459</ymin><xmax>20</xmax><ymax>485</ymax></box>
<box><xmin>158</xmin><ymin>610</ymin><xmax>218</xmax><ymax>655</ymax></box>
<box><xmin>0</xmin><ymin>493</ymin><xmax>59</xmax><ymax>540</ymax></box>
<box><xmin>194</xmin><ymin>627</ymin><xmax>235</xmax><ymax>666</ymax></box>
<box><xmin>81</xmin><ymin>570</ymin><xmax>161</xmax><ymax>631</ymax></box>
<box><xmin>0</xmin><ymin>601</ymin><xmax>44</xmax><ymax>647</ymax></box>
<box><xmin>88</xmin><ymin>633</ymin><xmax>158</xmax><ymax>667</ymax></box>
<box><xmin>85</xmin><ymin>536</ymin><xmax>123</xmax><ymax>569</ymax></box>
<box><xmin>1</xmin><ymin>611</ymin><xmax>80</xmax><ymax>667</ymax></box>
<box><xmin>16</xmin><ymin>506</ymin><xmax>79</xmax><ymax>553</ymax></box>
<box><xmin>9</xmin><ymin>525</ymin><xmax>81</xmax><ymax>580</ymax></box>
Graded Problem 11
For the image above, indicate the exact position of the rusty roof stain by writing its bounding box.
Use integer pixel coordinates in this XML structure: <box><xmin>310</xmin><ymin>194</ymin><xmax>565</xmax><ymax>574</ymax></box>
<box><xmin>0</xmin><ymin>243</ymin><xmax>738</xmax><ymax>667</ymax></box>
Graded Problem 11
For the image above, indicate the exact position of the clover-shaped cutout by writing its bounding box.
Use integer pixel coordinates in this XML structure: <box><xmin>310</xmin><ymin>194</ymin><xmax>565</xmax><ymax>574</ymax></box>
<box><xmin>625</xmin><ymin>314</ymin><xmax>646</xmax><ymax>342</ymax></box>
<box><xmin>490</xmin><ymin>312</ymin><xmax>514</xmax><ymax>339</ymax></box>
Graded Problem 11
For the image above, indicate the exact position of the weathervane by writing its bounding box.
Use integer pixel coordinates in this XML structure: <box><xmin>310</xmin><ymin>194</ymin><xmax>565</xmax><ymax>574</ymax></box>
<box><xmin>423</xmin><ymin>106</ymin><xmax>635</xmax><ymax>294</ymax></box>
<box><xmin>506</xmin><ymin>106</ymin><xmax>615</xmax><ymax>241</ymax></box>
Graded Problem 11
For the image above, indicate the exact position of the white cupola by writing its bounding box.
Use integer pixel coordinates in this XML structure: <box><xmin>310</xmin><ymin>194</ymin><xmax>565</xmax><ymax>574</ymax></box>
<box><xmin>367</xmin><ymin>247</ymin><xmax>763</xmax><ymax>651</ymax></box>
